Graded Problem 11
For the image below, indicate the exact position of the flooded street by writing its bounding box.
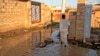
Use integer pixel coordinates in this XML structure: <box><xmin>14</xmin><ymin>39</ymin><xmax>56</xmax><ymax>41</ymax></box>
<box><xmin>0</xmin><ymin>28</ymin><xmax>100</xmax><ymax>56</ymax></box>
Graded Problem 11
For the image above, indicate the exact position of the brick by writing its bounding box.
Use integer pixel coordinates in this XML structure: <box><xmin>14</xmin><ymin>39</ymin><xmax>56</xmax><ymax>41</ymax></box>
<box><xmin>68</xmin><ymin>11</ymin><xmax>77</xmax><ymax>39</ymax></box>
<box><xmin>75</xmin><ymin>0</ymin><xmax>85</xmax><ymax>41</ymax></box>
<box><xmin>0</xmin><ymin>0</ymin><xmax>31</xmax><ymax>32</ymax></box>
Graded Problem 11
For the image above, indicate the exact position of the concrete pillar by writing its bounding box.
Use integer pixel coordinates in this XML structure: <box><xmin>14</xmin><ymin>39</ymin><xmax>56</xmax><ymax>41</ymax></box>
<box><xmin>83</xmin><ymin>4</ymin><xmax>92</xmax><ymax>40</ymax></box>
<box><xmin>61</xmin><ymin>0</ymin><xmax>66</xmax><ymax>13</ymax></box>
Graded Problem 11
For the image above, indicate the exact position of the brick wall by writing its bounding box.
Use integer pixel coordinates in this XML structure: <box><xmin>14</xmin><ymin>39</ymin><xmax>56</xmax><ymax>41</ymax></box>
<box><xmin>68</xmin><ymin>11</ymin><xmax>77</xmax><ymax>39</ymax></box>
<box><xmin>31</xmin><ymin>2</ymin><xmax>52</xmax><ymax>27</ymax></box>
<box><xmin>91</xmin><ymin>8</ymin><xmax>100</xmax><ymax>28</ymax></box>
<box><xmin>76</xmin><ymin>0</ymin><xmax>85</xmax><ymax>41</ymax></box>
<box><xmin>0</xmin><ymin>0</ymin><xmax>31</xmax><ymax>32</ymax></box>
<box><xmin>52</xmin><ymin>11</ymin><xmax>61</xmax><ymax>22</ymax></box>
<box><xmin>65</xmin><ymin>12</ymin><xmax>69</xmax><ymax>20</ymax></box>
<box><xmin>41</xmin><ymin>3</ymin><xmax>51</xmax><ymax>25</ymax></box>
<box><xmin>31</xmin><ymin>2</ymin><xmax>52</xmax><ymax>28</ymax></box>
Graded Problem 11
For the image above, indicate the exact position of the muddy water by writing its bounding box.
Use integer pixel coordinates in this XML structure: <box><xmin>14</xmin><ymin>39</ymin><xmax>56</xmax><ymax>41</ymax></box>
<box><xmin>0</xmin><ymin>28</ymin><xmax>100</xmax><ymax>56</ymax></box>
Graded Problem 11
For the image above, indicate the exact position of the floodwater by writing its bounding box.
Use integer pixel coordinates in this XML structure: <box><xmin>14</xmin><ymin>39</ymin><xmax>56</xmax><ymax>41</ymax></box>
<box><xmin>0</xmin><ymin>28</ymin><xmax>100</xmax><ymax>56</ymax></box>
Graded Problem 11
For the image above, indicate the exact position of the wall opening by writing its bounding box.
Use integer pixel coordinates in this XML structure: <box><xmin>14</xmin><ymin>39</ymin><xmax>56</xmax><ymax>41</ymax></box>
<box><xmin>31</xmin><ymin>1</ymin><xmax>41</xmax><ymax>23</ymax></box>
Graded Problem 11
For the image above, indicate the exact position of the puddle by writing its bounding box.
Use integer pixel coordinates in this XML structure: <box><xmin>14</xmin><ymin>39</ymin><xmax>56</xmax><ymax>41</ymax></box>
<box><xmin>33</xmin><ymin>37</ymin><xmax>54</xmax><ymax>48</ymax></box>
<box><xmin>0</xmin><ymin>38</ymin><xmax>2</xmax><ymax>40</ymax></box>
<box><xmin>0</xmin><ymin>28</ymin><xmax>100</xmax><ymax>56</ymax></box>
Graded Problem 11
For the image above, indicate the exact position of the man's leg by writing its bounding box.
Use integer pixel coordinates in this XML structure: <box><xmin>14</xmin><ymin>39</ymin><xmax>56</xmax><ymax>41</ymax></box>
<box><xmin>60</xmin><ymin>31</ymin><xmax>62</xmax><ymax>45</ymax></box>
<box><xmin>60</xmin><ymin>30</ymin><xmax>64</xmax><ymax>45</ymax></box>
<box><xmin>61</xmin><ymin>30</ymin><xmax>67</xmax><ymax>47</ymax></box>
<box><xmin>64</xmin><ymin>33</ymin><xmax>69</xmax><ymax>47</ymax></box>
<box><xmin>65</xmin><ymin>35</ymin><xmax>69</xmax><ymax>47</ymax></box>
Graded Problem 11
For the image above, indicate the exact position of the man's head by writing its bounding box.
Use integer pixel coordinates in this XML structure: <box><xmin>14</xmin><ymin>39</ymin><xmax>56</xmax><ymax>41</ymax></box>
<box><xmin>62</xmin><ymin>14</ymin><xmax>65</xmax><ymax>19</ymax></box>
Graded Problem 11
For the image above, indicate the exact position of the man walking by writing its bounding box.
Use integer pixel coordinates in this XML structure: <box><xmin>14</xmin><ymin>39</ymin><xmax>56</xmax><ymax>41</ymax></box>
<box><xmin>60</xmin><ymin>14</ymin><xmax>70</xmax><ymax>47</ymax></box>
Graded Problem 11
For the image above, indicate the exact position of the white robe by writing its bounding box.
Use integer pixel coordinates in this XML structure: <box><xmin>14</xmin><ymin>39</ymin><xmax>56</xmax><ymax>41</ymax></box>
<box><xmin>60</xmin><ymin>19</ymin><xmax>70</xmax><ymax>46</ymax></box>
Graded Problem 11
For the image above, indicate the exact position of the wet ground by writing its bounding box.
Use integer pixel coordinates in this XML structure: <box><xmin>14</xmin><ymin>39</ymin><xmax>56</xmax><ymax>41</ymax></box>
<box><xmin>0</xmin><ymin>28</ymin><xmax>100</xmax><ymax>56</ymax></box>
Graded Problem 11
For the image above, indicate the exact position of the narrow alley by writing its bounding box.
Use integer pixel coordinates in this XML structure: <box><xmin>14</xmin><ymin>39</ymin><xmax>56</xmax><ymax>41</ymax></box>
<box><xmin>0</xmin><ymin>0</ymin><xmax>100</xmax><ymax>56</ymax></box>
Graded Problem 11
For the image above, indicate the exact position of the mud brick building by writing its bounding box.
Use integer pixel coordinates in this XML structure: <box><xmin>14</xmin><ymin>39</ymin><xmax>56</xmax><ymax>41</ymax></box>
<box><xmin>31</xmin><ymin>1</ymin><xmax>51</xmax><ymax>27</ymax></box>
<box><xmin>40</xmin><ymin>3</ymin><xmax>51</xmax><ymax>25</ymax></box>
<box><xmin>68</xmin><ymin>1</ymin><xmax>100</xmax><ymax>41</ymax></box>
<box><xmin>0</xmin><ymin>0</ymin><xmax>31</xmax><ymax>33</ymax></box>
<box><xmin>91</xmin><ymin>4</ymin><xmax>100</xmax><ymax>28</ymax></box>
<box><xmin>0</xmin><ymin>0</ymin><xmax>51</xmax><ymax>37</ymax></box>
<box><xmin>52</xmin><ymin>10</ymin><xmax>61</xmax><ymax>22</ymax></box>
<box><xmin>49</xmin><ymin>6</ymin><xmax>71</xmax><ymax>22</ymax></box>
<box><xmin>49</xmin><ymin>6</ymin><xmax>62</xmax><ymax>22</ymax></box>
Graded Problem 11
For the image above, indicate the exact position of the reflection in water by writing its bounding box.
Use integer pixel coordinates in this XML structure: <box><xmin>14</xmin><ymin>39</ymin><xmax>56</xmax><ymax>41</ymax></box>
<box><xmin>0</xmin><ymin>33</ymin><xmax>32</xmax><ymax>56</ymax></box>
<box><xmin>32</xmin><ymin>29</ymin><xmax>53</xmax><ymax>48</ymax></box>
<box><xmin>32</xmin><ymin>29</ymin><xmax>100</xmax><ymax>56</ymax></box>
<box><xmin>97</xmin><ymin>50</ymin><xmax>100</xmax><ymax>56</ymax></box>
<box><xmin>0</xmin><ymin>28</ymin><xmax>100</xmax><ymax>56</ymax></box>
<box><xmin>59</xmin><ymin>45</ymin><xmax>69</xmax><ymax>56</ymax></box>
<box><xmin>32</xmin><ymin>31</ymin><xmax>41</xmax><ymax>47</ymax></box>
<box><xmin>87</xmin><ymin>49</ymin><xmax>97</xmax><ymax>56</ymax></box>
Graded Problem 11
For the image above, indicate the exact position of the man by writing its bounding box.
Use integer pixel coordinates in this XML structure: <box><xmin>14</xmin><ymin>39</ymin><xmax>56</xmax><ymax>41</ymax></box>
<box><xmin>60</xmin><ymin>14</ymin><xmax>70</xmax><ymax>47</ymax></box>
